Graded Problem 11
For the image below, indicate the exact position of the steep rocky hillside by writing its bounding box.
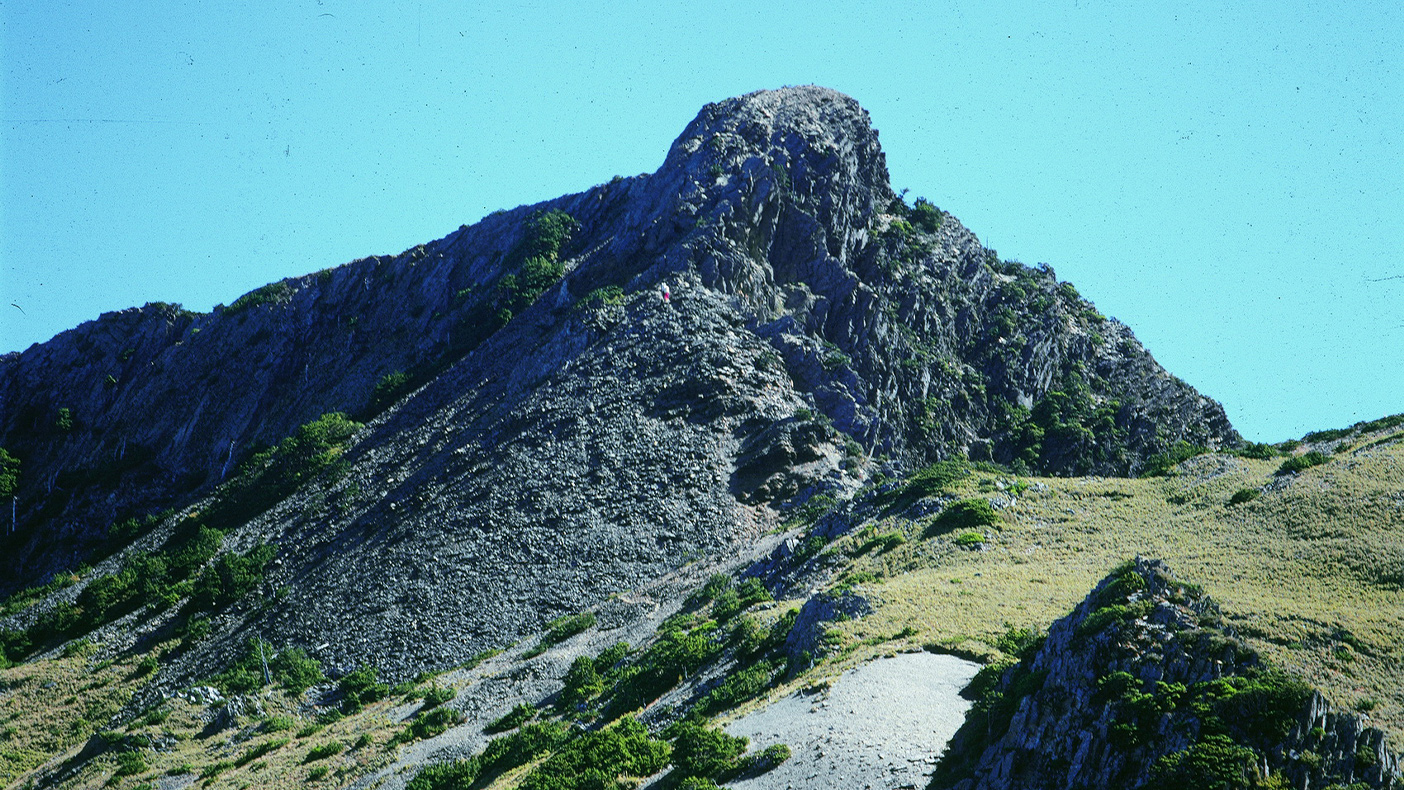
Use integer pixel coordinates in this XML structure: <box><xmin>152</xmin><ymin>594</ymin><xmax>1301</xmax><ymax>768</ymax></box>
<box><xmin>1</xmin><ymin>86</ymin><xmax>1235</xmax><ymax>605</ymax></box>
<box><xmin>930</xmin><ymin>558</ymin><xmax>1400</xmax><ymax>789</ymax></box>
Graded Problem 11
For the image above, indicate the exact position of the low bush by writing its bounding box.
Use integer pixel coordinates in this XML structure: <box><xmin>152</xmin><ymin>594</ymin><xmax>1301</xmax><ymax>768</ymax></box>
<box><xmin>670</xmin><ymin>722</ymin><xmax>748</xmax><ymax>781</ymax></box>
<box><xmin>408</xmin><ymin>722</ymin><xmax>570</xmax><ymax>790</ymax></box>
<box><xmin>882</xmin><ymin>460</ymin><xmax>970</xmax><ymax>506</ymax></box>
<box><xmin>518</xmin><ymin>716</ymin><xmax>670</xmax><ymax>790</ymax></box>
<box><xmin>421</xmin><ymin>684</ymin><xmax>456</xmax><ymax>709</ymax></box>
<box><xmin>226</xmin><ymin>282</ymin><xmax>291</xmax><ymax>314</ymax></box>
<box><xmin>486</xmin><ymin>703</ymin><xmax>535</xmax><ymax>733</ymax></box>
<box><xmin>187</xmin><ymin>542</ymin><xmax>276</xmax><ymax>611</ymax></box>
<box><xmin>1277</xmin><ymin>451</ymin><xmax>1330</xmax><ymax>475</ymax></box>
<box><xmin>371</xmin><ymin>371</ymin><xmax>411</xmax><ymax>411</ymax></box>
<box><xmin>205</xmin><ymin>412</ymin><xmax>361</xmax><ymax>531</ymax></box>
<box><xmin>397</xmin><ymin>706</ymin><xmax>465</xmax><ymax>743</ymax></box>
<box><xmin>559</xmin><ymin>656</ymin><xmax>602</xmax><ymax>712</ymax></box>
<box><xmin>711</xmin><ymin>578</ymin><xmax>773</xmax><ymax>622</ymax></box>
<box><xmin>545</xmin><ymin>611</ymin><xmax>596</xmax><ymax>645</ymax></box>
<box><xmin>927</xmin><ymin>499</ymin><xmax>998</xmax><ymax>537</ymax></box>
<box><xmin>236</xmin><ymin>736</ymin><xmax>289</xmax><ymax>766</ymax></box>
<box><xmin>114</xmin><ymin>750</ymin><xmax>147</xmax><ymax>775</ymax></box>
<box><xmin>693</xmin><ymin>659</ymin><xmax>779</xmax><ymax>717</ymax></box>
<box><xmin>1232</xmin><ymin>442</ymin><xmax>1280</xmax><ymax>460</ymax></box>
<box><xmin>1228</xmin><ymin>488</ymin><xmax>1261</xmax><ymax>506</ymax></box>
<box><xmin>338</xmin><ymin>665</ymin><xmax>388</xmax><ymax>713</ymax></box>
<box><xmin>1140</xmin><ymin>441</ymin><xmax>1207</xmax><ymax>477</ymax></box>
<box><xmin>304</xmin><ymin>742</ymin><xmax>343</xmax><ymax>762</ymax></box>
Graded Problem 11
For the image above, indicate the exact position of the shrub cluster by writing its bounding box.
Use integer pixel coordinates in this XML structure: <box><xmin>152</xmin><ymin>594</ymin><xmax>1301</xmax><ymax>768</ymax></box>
<box><xmin>225</xmin><ymin>281</ymin><xmax>291</xmax><ymax>314</ymax></box>
<box><xmin>210</xmin><ymin>638</ymin><xmax>325</xmax><ymax>695</ymax></box>
<box><xmin>927</xmin><ymin>499</ymin><xmax>999</xmax><ymax>537</ymax></box>
<box><xmin>1277</xmin><ymin>451</ymin><xmax>1330</xmax><ymax>475</ymax></box>
<box><xmin>338</xmin><ymin>665</ymin><xmax>389</xmax><ymax>713</ymax></box>
<box><xmin>1140</xmin><ymin>440</ymin><xmax>1207</xmax><ymax>477</ymax></box>
<box><xmin>1000</xmin><ymin>376</ymin><xmax>1126</xmax><ymax>475</ymax></box>
<box><xmin>206</xmin><ymin>412</ymin><xmax>360</xmax><ymax>530</ymax></box>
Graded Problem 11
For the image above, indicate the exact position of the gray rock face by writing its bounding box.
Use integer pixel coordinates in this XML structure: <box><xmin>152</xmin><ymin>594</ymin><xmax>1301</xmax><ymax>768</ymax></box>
<box><xmin>2</xmin><ymin>88</ymin><xmax>1236</xmax><ymax>679</ymax></box>
<box><xmin>931</xmin><ymin>557</ymin><xmax>1401</xmax><ymax>790</ymax></box>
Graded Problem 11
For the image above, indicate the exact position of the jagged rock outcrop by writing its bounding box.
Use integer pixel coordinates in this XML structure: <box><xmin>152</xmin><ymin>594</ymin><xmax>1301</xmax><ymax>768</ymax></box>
<box><xmin>930</xmin><ymin>557</ymin><xmax>1401</xmax><ymax>790</ymax></box>
<box><xmin>2</xmin><ymin>88</ymin><xmax>1237</xmax><ymax>681</ymax></box>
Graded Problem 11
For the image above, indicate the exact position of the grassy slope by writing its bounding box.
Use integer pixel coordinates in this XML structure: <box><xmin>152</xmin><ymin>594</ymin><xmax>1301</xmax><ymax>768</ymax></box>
<box><xmin>825</xmin><ymin>437</ymin><xmax>1404</xmax><ymax>746</ymax></box>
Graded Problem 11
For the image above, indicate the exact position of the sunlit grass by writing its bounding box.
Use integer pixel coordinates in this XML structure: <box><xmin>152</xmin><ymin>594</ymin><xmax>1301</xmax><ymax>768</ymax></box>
<box><xmin>824</xmin><ymin>443</ymin><xmax>1404</xmax><ymax>747</ymax></box>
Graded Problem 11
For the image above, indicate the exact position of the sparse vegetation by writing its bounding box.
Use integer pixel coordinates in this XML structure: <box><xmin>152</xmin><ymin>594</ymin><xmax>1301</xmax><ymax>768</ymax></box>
<box><xmin>226</xmin><ymin>281</ymin><xmax>291</xmax><ymax>314</ymax></box>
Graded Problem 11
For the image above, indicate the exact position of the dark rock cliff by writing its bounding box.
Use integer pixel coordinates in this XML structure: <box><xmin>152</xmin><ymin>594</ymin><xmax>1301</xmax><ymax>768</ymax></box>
<box><xmin>1</xmin><ymin>88</ymin><xmax>1236</xmax><ymax>677</ymax></box>
<box><xmin>930</xmin><ymin>557</ymin><xmax>1401</xmax><ymax>790</ymax></box>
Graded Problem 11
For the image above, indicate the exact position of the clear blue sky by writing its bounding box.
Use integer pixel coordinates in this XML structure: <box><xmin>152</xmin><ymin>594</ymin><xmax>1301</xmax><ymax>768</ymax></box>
<box><xmin>3</xmin><ymin>1</ymin><xmax>1400</xmax><ymax>443</ymax></box>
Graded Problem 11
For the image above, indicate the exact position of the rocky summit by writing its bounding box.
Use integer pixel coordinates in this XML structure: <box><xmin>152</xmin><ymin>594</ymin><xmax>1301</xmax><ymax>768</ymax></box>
<box><xmin>9</xmin><ymin>86</ymin><xmax>1360</xmax><ymax>790</ymax></box>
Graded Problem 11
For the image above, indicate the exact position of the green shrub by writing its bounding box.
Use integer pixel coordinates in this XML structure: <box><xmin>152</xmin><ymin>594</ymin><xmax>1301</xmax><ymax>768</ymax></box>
<box><xmin>858</xmin><ymin>530</ymin><xmax>906</xmax><ymax>554</ymax></box>
<box><xmin>594</xmin><ymin>641</ymin><xmax>629</xmax><ymax>672</ymax></box>
<box><xmin>518</xmin><ymin>716</ymin><xmax>670</xmax><ymax>790</ymax></box>
<box><xmin>927</xmin><ymin>499</ymin><xmax>999</xmax><ymax>537</ymax></box>
<box><xmin>486</xmin><ymin>703</ymin><xmax>535</xmax><ymax>733</ymax></box>
<box><xmin>694</xmin><ymin>660</ymin><xmax>779</xmax><ymax>717</ymax></box>
<box><xmin>670</xmin><ymin>722</ymin><xmax>748</xmax><ymax>780</ymax></box>
<box><xmin>559</xmin><ymin>656</ymin><xmax>602</xmax><ymax>711</ymax></box>
<box><xmin>954</xmin><ymin>531</ymin><xmax>985</xmax><ymax>547</ymax></box>
<box><xmin>1076</xmin><ymin>601</ymin><xmax>1153</xmax><ymax>639</ymax></box>
<box><xmin>420</xmin><ymin>684</ymin><xmax>456</xmax><ymax>709</ymax></box>
<box><xmin>747</xmin><ymin>743</ymin><xmax>792</xmax><ymax>772</ymax></box>
<box><xmin>1142</xmin><ymin>734</ymin><xmax>1259</xmax><ymax>790</ymax></box>
<box><xmin>1140</xmin><ymin>441</ymin><xmax>1207</xmax><ymax>477</ymax></box>
<box><xmin>307</xmin><ymin>765</ymin><xmax>330</xmax><ymax>781</ymax></box>
<box><xmin>1228</xmin><ymin>488</ymin><xmax>1261</xmax><ymax>506</ymax></box>
<box><xmin>200</xmin><ymin>760</ymin><xmax>234</xmax><ymax>779</ymax></box>
<box><xmin>879</xmin><ymin>460</ymin><xmax>970</xmax><ymax>508</ymax></box>
<box><xmin>113</xmin><ymin>749</ymin><xmax>147</xmax><ymax>775</ymax></box>
<box><xmin>271</xmin><ymin>646</ymin><xmax>324</xmax><ymax>695</ymax></box>
<box><xmin>227</xmin><ymin>282</ymin><xmax>291</xmax><ymax>314</ymax></box>
<box><xmin>206</xmin><ymin>412</ymin><xmax>361</xmax><ymax>530</ymax></box>
<box><xmin>338</xmin><ymin>665</ymin><xmax>388</xmax><ymax>712</ymax></box>
<box><xmin>1303</xmin><ymin>427</ymin><xmax>1352</xmax><ymax>443</ymax></box>
<box><xmin>134</xmin><ymin>654</ymin><xmax>159</xmax><ymax>676</ymax></box>
<box><xmin>545</xmin><ymin>611</ymin><xmax>596</xmax><ymax>644</ymax></box>
<box><xmin>262</xmin><ymin>715</ymin><xmax>295</xmax><ymax>733</ymax></box>
<box><xmin>711</xmin><ymin>578</ymin><xmax>773</xmax><ymax>622</ymax></box>
<box><xmin>398</xmin><ymin>706</ymin><xmax>464</xmax><ymax>742</ymax></box>
<box><xmin>408</xmin><ymin>722</ymin><xmax>570</xmax><ymax>790</ymax></box>
<box><xmin>1232</xmin><ymin>442</ymin><xmax>1280</xmax><ymax>460</ymax></box>
<box><xmin>371</xmin><ymin>371</ymin><xmax>411</xmax><ymax>411</ymax></box>
<box><xmin>910</xmin><ymin>198</ymin><xmax>943</xmax><ymax>233</ymax></box>
<box><xmin>54</xmin><ymin>408</ymin><xmax>74</xmax><ymax>432</ymax></box>
<box><xmin>0</xmin><ymin>447</ymin><xmax>19</xmax><ymax>500</ymax></box>
<box><xmin>236</xmin><ymin>736</ymin><xmax>289</xmax><ymax>766</ymax></box>
<box><xmin>1277</xmin><ymin>451</ymin><xmax>1330</xmax><ymax>475</ymax></box>
<box><xmin>606</xmin><ymin>624</ymin><xmax>723</xmax><ymax>716</ymax></box>
<box><xmin>304</xmin><ymin>741</ymin><xmax>343</xmax><ymax>762</ymax></box>
<box><xmin>188</xmin><ymin>542</ymin><xmax>276</xmax><ymax>611</ymax></box>
<box><xmin>579</xmin><ymin>285</ymin><xmax>625</xmax><ymax>309</ymax></box>
<box><xmin>1</xmin><ymin>567</ymin><xmax>86</xmax><ymax>619</ymax></box>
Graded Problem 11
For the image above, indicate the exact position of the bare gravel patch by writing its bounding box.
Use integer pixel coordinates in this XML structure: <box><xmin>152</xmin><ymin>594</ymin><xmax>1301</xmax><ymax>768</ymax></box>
<box><xmin>725</xmin><ymin>652</ymin><xmax>979</xmax><ymax>790</ymax></box>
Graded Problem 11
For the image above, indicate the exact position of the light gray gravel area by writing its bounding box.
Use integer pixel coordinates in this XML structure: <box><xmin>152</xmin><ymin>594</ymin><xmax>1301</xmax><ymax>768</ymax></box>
<box><xmin>724</xmin><ymin>652</ymin><xmax>979</xmax><ymax>790</ymax></box>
